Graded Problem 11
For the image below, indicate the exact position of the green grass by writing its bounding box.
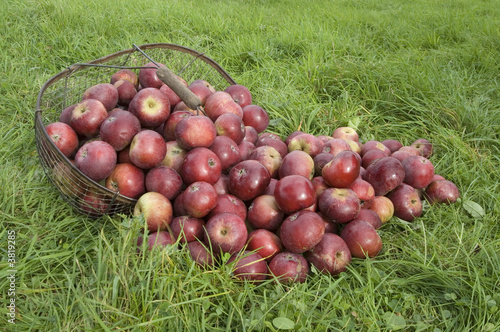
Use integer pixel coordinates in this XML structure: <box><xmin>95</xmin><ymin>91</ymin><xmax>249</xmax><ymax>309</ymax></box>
<box><xmin>1</xmin><ymin>0</ymin><xmax>499</xmax><ymax>330</ymax></box>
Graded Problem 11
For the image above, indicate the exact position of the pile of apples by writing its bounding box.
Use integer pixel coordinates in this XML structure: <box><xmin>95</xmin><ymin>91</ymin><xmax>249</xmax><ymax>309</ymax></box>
<box><xmin>45</xmin><ymin>62</ymin><xmax>461</xmax><ymax>283</ymax></box>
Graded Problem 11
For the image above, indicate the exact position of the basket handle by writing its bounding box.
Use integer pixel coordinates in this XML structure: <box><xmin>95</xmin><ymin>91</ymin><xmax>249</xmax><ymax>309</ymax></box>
<box><xmin>156</xmin><ymin>67</ymin><xmax>202</xmax><ymax>111</ymax></box>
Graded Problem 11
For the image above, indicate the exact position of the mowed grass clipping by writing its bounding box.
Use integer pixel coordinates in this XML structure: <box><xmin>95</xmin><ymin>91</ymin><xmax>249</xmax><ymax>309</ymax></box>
<box><xmin>0</xmin><ymin>0</ymin><xmax>499</xmax><ymax>331</ymax></box>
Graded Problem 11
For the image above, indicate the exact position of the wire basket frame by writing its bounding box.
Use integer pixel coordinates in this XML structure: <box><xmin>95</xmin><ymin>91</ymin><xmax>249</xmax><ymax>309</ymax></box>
<box><xmin>35</xmin><ymin>43</ymin><xmax>237</xmax><ymax>217</ymax></box>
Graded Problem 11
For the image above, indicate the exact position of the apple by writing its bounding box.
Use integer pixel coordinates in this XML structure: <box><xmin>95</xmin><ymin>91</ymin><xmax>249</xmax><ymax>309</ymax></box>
<box><xmin>247</xmin><ymin>229</ymin><xmax>283</xmax><ymax>262</ymax></box>
<box><xmin>145</xmin><ymin>165</ymin><xmax>183</xmax><ymax>200</ymax></box>
<box><xmin>170</xmin><ymin>216</ymin><xmax>205</xmax><ymax>243</ymax></box>
<box><xmin>280</xmin><ymin>210</ymin><xmax>325</xmax><ymax>254</ymax></box>
<box><xmin>318</xmin><ymin>212</ymin><xmax>340</xmax><ymax>234</ymax></box>
<box><xmin>348</xmin><ymin>178</ymin><xmax>375</xmax><ymax>202</ymax></box>
<box><xmin>361</xmin><ymin>148</ymin><xmax>388</xmax><ymax>168</ymax></box>
<box><xmin>172</xmin><ymin>101</ymin><xmax>197</xmax><ymax>114</ymax></box>
<box><xmin>364</xmin><ymin>196</ymin><xmax>394</xmax><ymax>224</ymax></box>
<box><xmin>382</xmin><ymin>139</ymin><xmax>403</xmax><ymax>153</ymax></box>
<box><xmin>237</xmin><ymin>140</ymin><xmax>255</xmax><ymax>162</ymax></box>
<box><xmin>332</xmin><ymin>127</ymin><xmax>359</xmax><ymax>142</ymax></box>
<box><xmin>69</xmin><ymin>99</ymin><xmax>108</xmax><ymax>138</ymax></box>
<box><xmin>128</xmin><ymin>87</ymin><xmax>170</xmax><ymax>128</ymax></box>
<box><xmin>137</xmin><ymin>231</ymin><xmax>176</xmax><ymax>251</ymax></box>
<box><xmin>411</xmin><ymin>138</ymin><xmax>433</xmax><ymax>158</ymax></box>
<box><xmin>248</xmin><ymin>145</ymin><xmax>282</xmax><ymax>178</ymax></box>
<box><xmin>138</xmin><ymin>62</ymin><xmax>165</xmax><ymax>89</ymax></box>
<box><xmin>321</xmin><ymin>138</ymin><xmax>352</xmax><ymax>157</ymax></box>
<box><xmin>345</xmin><ymin>139</ymin><xmax>362</xmax><ymax>154</ymax></box>
<box><xmin>99</xmin><ymin>109</ymin><xmax>141</xmax><ymax>151</ymax></box>
<box><xmin>75</xmin><ymin>140</ymin><xmax>117</xmax><ymax>182</ymax></box>
<box><xmin>45</xmin><ymin>122</ymin><xmax>79</xmax><ymax>157</ymax></box>
<box><xmin>134</xmin><ymin>192</ymin><xmax>173</xmax><ymax>232</ymax></box>
<box><xmin>159</xmin><ymin>76</ymin><xmax>188</xmax><ymax>109</ymax></box>
<box><xmin>247</xmin><ymin>194</ymin><xmax>284</xmax><ymax>231</ymax></box>
<box><xmin>175</xmin><ymin>115</ymin><xmax>217</xmax><ymax>150</ymax></box>
<box><xmin>225</xmin><ymin>84</ymin><xmax>253</xmax><ymax>108</ymax></box>
<box><xmin>228</xmin><ymin>251</ymin><xmax>268</xmax><ymax>282</ymax></box>
<box><xmin>318</xmin><ymin>188</ymin><xmax>360</xmax><ymax>224</ymax></box>
<box><xmin>386</xmin><ymin>183</ymin><xmax>423</xmax><ymax>222</ymax></box>
<box><xmin>113</xmin><ymin>79</ymin><xmax>137</xmax><ymax>106</ymax></box>
<box><xmin>189</xmin><ymin>80</ymin><xmax>215</xmax><ymax>105</ymax></box>
<box><xmin>364</xmin><ymin>156</ymin><xmax>405</xmax><ymax>196</ymax></box>
<box><xmin>105</xmin><ymin>162</ymin><xmax>145</xmax><ymax>199</ymax></box>
<box><xmin>279</xmin><ymin>150</ymin><xmax>315</xmax><ymax>180</ymax></box>
<box><xmin>313</xmin><ymin>152</ymin><xmax>334</xmax><ymax>176</ymax></box>
<box><xmin>82</xmin><ymin>83</ymin><xmax>118</xmax><ymax>111</ymax></box>
<box><xmin>255</xmin><ymin>133</ymin><xmax>288</xmax><ymax>158</ymax></box>
<box><xmin>129</xmin><ymin>130</ymin><xmax>166</xmax><ymax>170</ymax></box>
<box><xmin>204</xmin><ymin>212</ymin><xmax>248</xmax><ymax>255</ymax></box>
<box><xmin>402</xmin><ymin>155</ymin><xmax>435</xmax><ymax>189</ymax></box>
<box><xmin>263</xmin><ymin>178</ymin><xmax>278</xmax><ymax>196</ymax></box>
<box><xmin>287</xmin><ymin>133</ymin><xmax>322</xmax><ymax>158</ymax></box>
<box><xmin>214</xmin><ymin>112</ymin><xmax>246</xmax><ymax>145</ymax></box>
<box><xmin>269</xmin><ymin>252</ymin><xmax>309</xmax><ymax>283</ymax></box>
<box><xmin>110</xmin><ymin>69</ymin><xmax>139</xmax><ymax>87</ymax></box>
<box><xmin>209</xmin><ymin>136</ymin><xmax>241</xmax><ymax>172</ymax></box>
<box><xmin>391</xmin><ymin>150</ymin><xmax>413</xmax><ymax>163</ymax></box>
<box><xmin>274</xmin><ymin>175</ymin><xmax>317</xmax><ymax>214</ymax></box>
<box><xmin>59</xmin><ymin>104</ymin><xmax>76</xmax><ymax>124</ymax></box>
<box><xmin>312</xmin><ymin>176</ymin><xmax>329</xmax><ymax>198</ymax></box>
<box><xmin>340</xmin><ymin>220</ymin><xmax>383</xmax><ymax>258</ymax></box>
<box><xmin>80</xmin><ymin>191</ymin><xmax>110</xmax><ymax>217</ymax></box>
<box><xmin>118</xmin><ymin>146</ymin><xmax>132</xmax><ymax>164</ymax></box>
<box><xmin>398</xmin><ymin>146</ymin><xmax>420</xmax><ymax>156</ymax></box>
<box><xmin>207</xmin><ymin>193</ymin><xmax>247</xmax><ymax>222</ymax></box>
<box><xmin>188</xmin><ymin>240</ymin><xmax>214</xmax><ymax>268</ymax></box>
<box><xmin>162</xmin><ymin>140</ymin><xmax>187</xmax><ymax>173</ymax></box>
<box><xmin>424</xmin><ymin>180</ymin><xmax>460</xmax><ymax>205</ymax></box>
<box><xmin>182</xmin><ymin>181</ymin><xmax>218</xmax><ymax>218</ymax></box>
<box><xmin>243</xmin><ymin>125</ymin><xmax>259</xmax><ymax>144</ymax></box>
<box><xmin>304</xmin><ymin>233</ymin><xmax>352</xmax><ymax>276</ymax></box>
<box><xmin>322</xmin><ymin>150</ymin><xmax>360</xmax><ymax>188</ymax></box>
<box><xmin>180</xmin><ymin>147</ymin><xmax>222</xmax><ymax>185</ymax></box>
<box><xmin>228</xmin><ymin>160</ymin><xmax>271</xmax><ymax>201</ymax></box>
<box><xmin>204</xmin><ymin>91</ymin><xmax>243</xmax><ymax>121</ymax></box>
<box><xmin>352</xmin><ymin>208</ymin><xmax>382</xmax><ymax>229</ymax></box>
<box><xmin>162</xmin><ymin>111</ymin><xmax>193</xmax><ymax>141</ymax></box>
<box><xmin>360</xmin><ymin>140</ymin><xmax>391</xmax><ymax>157</ymax></box>
<box><xmin>241</xmin><ymin>104</ymin><xmax>270</xmax><ymax>133</ymax></box>
<box><xmin>213</xmin><ymin>173</ymin><xmax>230</xmax><ymax>195</ymax></box>
<box><xmin>284</xmin><ymin>131</ymin><xmax>304</xmax><ymax>145</ymax></box>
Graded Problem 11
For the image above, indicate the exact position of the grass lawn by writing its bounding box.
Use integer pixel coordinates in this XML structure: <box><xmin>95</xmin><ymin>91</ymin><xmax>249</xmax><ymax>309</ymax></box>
<box><xmin>1</xmin><ymin>0</ymin><xmax>499</xmax><ymax>330</ymax></box>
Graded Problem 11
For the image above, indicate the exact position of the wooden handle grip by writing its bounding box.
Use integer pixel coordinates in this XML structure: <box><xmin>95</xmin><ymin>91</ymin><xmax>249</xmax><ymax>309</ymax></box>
<box><xmin>156</xmin><ymin>66</ymin><xmax>201</xmax><ymax>110</ymax></box>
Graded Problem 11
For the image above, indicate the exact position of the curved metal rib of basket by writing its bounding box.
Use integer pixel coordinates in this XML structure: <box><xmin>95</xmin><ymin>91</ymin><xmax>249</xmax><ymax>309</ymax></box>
<box><xmin>35</xmin><ymin>43</ymin><xmax>237</xmax><ymax>217</ymax></box>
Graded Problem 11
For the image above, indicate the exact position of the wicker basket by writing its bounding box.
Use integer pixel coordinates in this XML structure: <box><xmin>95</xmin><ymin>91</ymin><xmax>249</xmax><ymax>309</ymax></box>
<box><xmin>35</xmin><ymin>43</ymin><xmax>237</xmax><ymax>217</ymax></box>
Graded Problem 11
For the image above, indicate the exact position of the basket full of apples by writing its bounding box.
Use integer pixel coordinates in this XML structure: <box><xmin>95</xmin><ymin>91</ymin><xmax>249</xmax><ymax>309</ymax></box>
<box><xmin>35</xmin><ymin>43</ymin><xmax>462</xmax><ymax>282</ymax></box>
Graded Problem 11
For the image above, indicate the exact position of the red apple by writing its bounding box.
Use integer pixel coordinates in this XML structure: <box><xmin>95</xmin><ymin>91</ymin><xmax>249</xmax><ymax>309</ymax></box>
<box><xmin>214</xmin><ymin>112</ymin><xmax>246</xmax><ymax>145</ymax></box>
<box><xmin>175</xmin><ymin>115</ymin><xmax>217</xmax><ymax>150</ymax></box>
<box><xmin>159</xmin><ymin>76</ymin><xmax>188</xmax><ymax>109</ymax></box>
<box><xmin>238</xmin><ymin>140</ymin><xmax>255</xmax><ymax>161</ymax></box>
<box><xmin>348</xmin><ymin>178</ymin><xmax>375</xmax><ymax>202</ymax></box>
<box><xmin>162</xmin><ymin>111</ymin><xmax>193</xmax><ymax>141</ymax></box>
<box><xmin>248</xmin><ymin>145</ymin><xmax>282</xmax><ymax>178</ymax></box>
<box><xmin>382</xmin><ymin>139</ymin><xmax>403</xmax><ymax>153</ymax></box>
<box><xmin>180</xmin><ymin>147</ymin><xmax>222</xmax><ymax>185</ymax></box>
<box><xmin>424</xmin><ymin>180</ymin><xmax>460</xmax><ymax>205</ymax></box>
<box><xmin>241</xmin><ymin>104</ymin><xmax>270</xmax><ymax>133</ymax></box>
<box><xmin>284</xmin><ymin>131</ymin><xmax>304</xmax><ymax>145</ymax></box>
<box><xmin>398</xmin><ymin>146</ymin><xmax>420</xmax><ymax>156</ymax></box>
<box><xmin>351</xmin><ymin>208</ymin><xmax>382</xmax><ymax>229</ymax></box>
<box><xmin>204</xmin><ymin>212</ymin><xmax>248</xmax><ymax>255</ymax></box>
<box><xmin>287</xmin><ymin>133</ymin><xmax>322</xmax><ymax>158</ymax></box>
<box><xmin>322</xmin><ymin>150</ymin><xmax>360</xmax><ymax>188</ymax></box>
<box><xmin>243</xmin><ymin>125</ymin><xmax>259</xmax><ymax>144</ymax></box>
<box><xmin>45</xmin><ymin>122</ymin><xmax>79</xmax><ymax>157</ymax></box>
<box><xmin>99</xmin><ymin>109</ymin><xmax>141</xmax><ymax>151</ymax></box>
<box><xmin>137</xmin><ymin>231</ymin><xmax>175</xmax><ymax>250</ymax></box>
<box><xmin>304</xmin><ymin>233</ymin><xmax>352</xmax><ymax>276</ymax></box>
<box><xmin>80</xmin><ymin>191</ymin><xmax>110</xmax><ymax>217</ymax></box>
<box><xmin>411</xmin><ymin>138</ymin><xmax>433</xmax><ymax>158</ymax></box>
<box><xmin>105</xmin><ymin>162</ymin><xmax>145</xmax><ymax>199</ymax></box>
<box><xmin>134</xmin><ymin>192</ymin><xmax>173</xmax><ymax>232</ymax></box>
<box><xmin>170</xmin><ymin>216</ymin><xmax>205</xmax><ymax>243</ymax></box>
<box><xmin>75</xmin><ymin>140</ymin><xmax>117</xmax><ymax>182</ymax></box>
<box><xmin>321</xmin><ymin>138</ymin><xmax>352</xmax><ymax>157</ymax></box>
<box><xmin>247</xmin><ymin>229</ymin><xmax>283</xmax><ymax>262</ymax></box>
<box><xmin>340</xmin><ymin>219</ymin><xmax>382</xmax><ymax>258</ymax></box>
<box><xmin>364</xmin><ymin>196</ymin><xmax>394</xmax><ymax>224</ymax></box>
<box><xmin>138</xmin><ymin>62</ymin><xmax>165</xmax><ymax>89</ymax></box>
<box><xmin>255</xmin><ymin>133</ymin><xmax>288</xmax><ymax>158</ymax></box>
<box><xmin>274</xmin><ymin>175</ymin><xmax>317</xmax><ymax>214</ymax></box>
<box><xmin>313</xmin><ymin>152</ymin><xmax>335</xmax><ymax>176</ymax></box>
<box><xmin>312</xmin><ymin>176</ymin><xmax>329</xmax><ymax>198</ymax></box>
<box><xmin>269</xmin><ymin>252</ymin><xmax>309</xmax><ymax>283</ymax></box>
<box><xmin>361</xmin><ymin>148</ymin><xmax>388</xmax><ymax>168</ymax></box>
<box><xmin>318</xmin><ymin>188</ymin><xmax>360</xmax><ymax>224</ymax></box>
<box><xmin>188</xmin><ymin>240</ymin><xmax>214</xmax><ymax>267</ymax></box>
<box><xmin>188</xmin><ymin>80</ymin><xmax>215</xmax><ymax>105</ymax></box>
<box><xmin>82</xmin><ymin>83</ymin><xmax>118</xmax><ymax>111</ymax></box>
<box><xmin>225</xmin><ymin>84</ymin><xmax>253</xmax><ymax>108</ymax></box>
<box><xmin>280</xmin><ymin>210</ymin><xmax>325</xmax><ymax>253</ymax></box>
<box><xmin>279</xmin><ymin>150</ymin><xmax>315</xmax><ymax>180</ymax></box>
<box><xmin>69</xmin><ymin>99</ymin><xmax>108</xmax><ymax>138</ymax></box>
<box><xmin>402</xmin><ymin>155</ymin><xmax>435</xmax><ymax>189</ymax></box>
<box><xmin>332</xmin><ymin>127</ymin><xmax>359</xmax><ymax>142</ymax></box>
<box><xmin>213</xmin><ymin>173</ymin><xmax>230</xmax><ymax>195</ymax></box>
<box><xmin>59</xmin><ymin>104</ymin><xmax>76</xmax><ymax>124</ymax></box>
<box><xmin>209</xmin><ymin>136</ymin><xmax>241</xmax><ymax>172</ymax></box>
<box><xmin>161</xmin><ymin>140</ymin><xmax>187</xmax><ymax>173</ymax></box>
<box><xmin>182</xmin><ymin>181</ymin><xmax>218</xmax><ymax>218</ymax></box>
<box><xmin>111</xmin><ymin>69</ymin><xmax>139</xmax><ymax>88</ymax></box>
<box><xmin>228</xmin><ymin>251</ymin><xmax>268</xmax><ymax>282</ymax></box>
<box><xmin>364</xmin><ymin>156</ymin><xmax>405</xmax><ymax>196</ymax></box>
<box><xmin>386</xmin><ymin>183</ymin><xmax>423</xmax><ymax>222</ymax></box>
<box><xmin>207</xmin><ymin>193</ymin><xmax>247</xmax><ymax>221</ymax></box>
<box><xmin>113</xmin><ymin>79</ymin><xmax>137</xmax><ymax>106</ymax></box>
<box><xmin>247</xmin><ymin>194</ymin><xmax>284</xmax><ymax>231</ymax></box>
<box><xmin>228</xmin><ymin>160</ymin><xmax>271</xmax><ymax>201</ymax></box>
<box><xmin>360</xmin><ymin>140</ymin><xmax>391</xmax><ymax>157</ymax></box>
<box><xmin>145</xmin><ymin>165</ymin><xmax>183</xmax><ymax>200</ymax></box>
<box><xmin>129</xmin><ymin>130</ymin><xmax>166</xmax><ymax>170</ymax></box>
<box><xmin>204</xmin><ymin>91</ymin><xmax>243</xmax><ymax>121</ymax></box>
<box><xmin>129</xmin><ymin>87</ymin><xmax>170</xmax><ymax>128</ymax></box>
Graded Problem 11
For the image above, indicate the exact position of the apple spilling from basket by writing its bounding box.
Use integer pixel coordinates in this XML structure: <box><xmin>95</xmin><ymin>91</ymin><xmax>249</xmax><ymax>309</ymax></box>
<box><xmin>45</xmin><ymin>62</ymin><xmax>460</xmax><ymax>283</ymax></box>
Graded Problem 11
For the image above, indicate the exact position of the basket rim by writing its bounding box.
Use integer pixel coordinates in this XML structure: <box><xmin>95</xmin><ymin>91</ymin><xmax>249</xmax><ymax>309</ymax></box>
<box><xmin>35</xmin><ymin>43</ymin><xmax>238</xmax><ymax>214</ymax></box>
